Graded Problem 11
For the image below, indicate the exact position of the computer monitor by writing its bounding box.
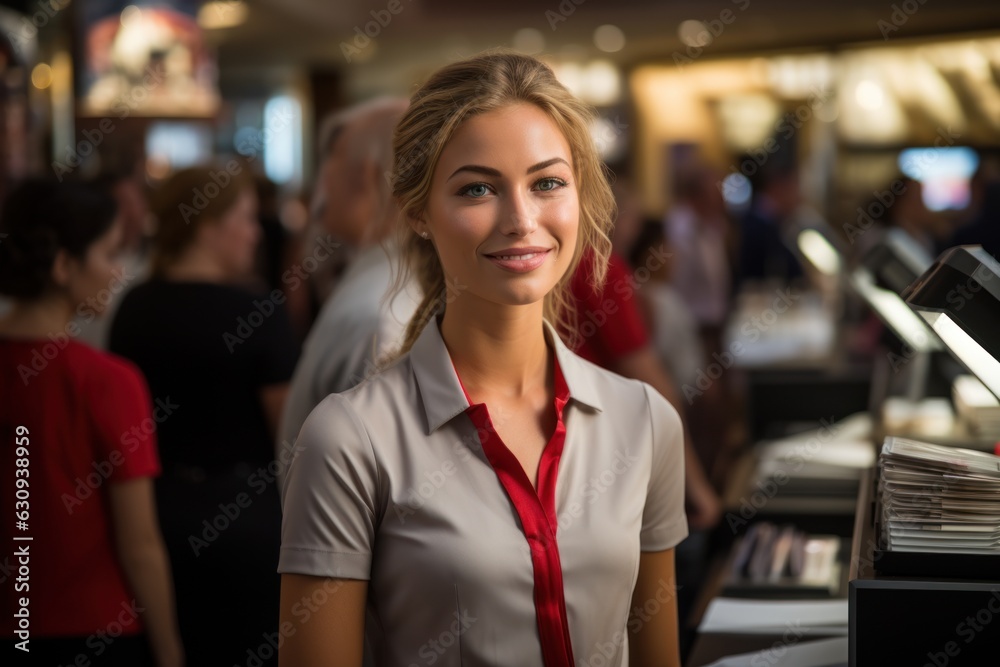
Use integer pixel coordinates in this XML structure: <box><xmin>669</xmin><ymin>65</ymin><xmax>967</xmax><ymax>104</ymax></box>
<box><xmin>903</xmin><ymin>245</ymin><xmax>1000</xmax><ymax>401</ymax></box>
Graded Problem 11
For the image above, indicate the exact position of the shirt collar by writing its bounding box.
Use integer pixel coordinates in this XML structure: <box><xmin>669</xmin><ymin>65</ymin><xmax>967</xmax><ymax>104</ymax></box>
<box><xmin>410</xmin><ymin>315</ymin><xmax>604</xmax><ymax>434</ymax></box>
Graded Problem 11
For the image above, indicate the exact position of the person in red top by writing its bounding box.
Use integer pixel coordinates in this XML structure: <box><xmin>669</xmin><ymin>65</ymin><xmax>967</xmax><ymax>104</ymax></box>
<box><xmin>568</xmin><ymin>248</ymin><xmax>721</xmax><ymax>532</ymax></box>
<box><xmin>0</xmin><ymin>180</ymin><xmax>182</xmax><ymax>667</ymax></box>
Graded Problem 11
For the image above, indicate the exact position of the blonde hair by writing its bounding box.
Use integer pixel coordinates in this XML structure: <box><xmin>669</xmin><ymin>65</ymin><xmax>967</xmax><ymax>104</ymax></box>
<box><xmin>389</xmin><ymin>49</ymin><xmax>615</xmax><ymax>356</ymax></box>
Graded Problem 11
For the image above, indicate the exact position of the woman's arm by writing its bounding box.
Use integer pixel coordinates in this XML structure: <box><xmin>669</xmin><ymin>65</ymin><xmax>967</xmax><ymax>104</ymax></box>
<box><xmin>279</xmin><ymin>574</ymin><xmax>368</xmax><ymax>667</ymax></box>
<box><xmin>109</xmin><ymin>478</ymin><xmax>184</xmax><ymax>667</ymax></box>
<box><xmin>628</xmin><ymin>548</ymin><xmax>681</xmax><ymax>667</ymax></box>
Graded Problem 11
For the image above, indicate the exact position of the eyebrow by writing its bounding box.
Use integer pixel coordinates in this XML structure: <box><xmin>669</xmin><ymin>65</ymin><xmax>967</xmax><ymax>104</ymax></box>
<box><xmin>447</xmin><ymin>157</ymin><xmax>570</xmax><ymax>182</ymax></box>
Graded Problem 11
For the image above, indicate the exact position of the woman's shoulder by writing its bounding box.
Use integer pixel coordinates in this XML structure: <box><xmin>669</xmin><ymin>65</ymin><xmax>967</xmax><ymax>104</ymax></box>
<box><xmin>338</xmin><ymin>350</ymin><xmax>415</xmax><ymax>406</ymax></box>
<box><xmin>567</xmin><ymin>350</ymin><xmax>682</xmax><ymax>429</ymax></box>
<box><xmin>563</xmin><ymin>347</ymin><xmax>646</xmax><ymax>397</ymax></box>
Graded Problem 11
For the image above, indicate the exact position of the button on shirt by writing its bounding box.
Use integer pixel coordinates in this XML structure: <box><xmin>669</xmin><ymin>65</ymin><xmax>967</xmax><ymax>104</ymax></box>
<box><xmin>278</xmin><ymin>315</ymin><xmax>688</xmax><ymax>667</ymax></box>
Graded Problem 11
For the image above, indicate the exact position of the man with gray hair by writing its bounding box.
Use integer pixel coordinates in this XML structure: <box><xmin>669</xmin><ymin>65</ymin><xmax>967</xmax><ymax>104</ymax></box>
<box><xmin>278</xmin><ymin>97</ymin><xmax>420</xmax><ymax>466</ymax></box>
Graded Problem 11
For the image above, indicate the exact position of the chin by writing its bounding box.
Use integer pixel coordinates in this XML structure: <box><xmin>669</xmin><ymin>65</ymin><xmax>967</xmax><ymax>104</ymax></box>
<box><xmin>490</xmin><ymin>283</ymin><xmax>557</xmax><ymax>307</ymax></box>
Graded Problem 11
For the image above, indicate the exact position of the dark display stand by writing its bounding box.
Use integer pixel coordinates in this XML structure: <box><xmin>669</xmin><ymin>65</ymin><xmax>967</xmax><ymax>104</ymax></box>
<box><xmin>849</xmin><ymin>469</ymin><xmax>1000</xmax><ymax>666</ymax></box>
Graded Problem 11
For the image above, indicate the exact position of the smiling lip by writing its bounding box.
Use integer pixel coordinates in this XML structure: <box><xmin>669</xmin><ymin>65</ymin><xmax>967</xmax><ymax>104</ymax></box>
<box><xmin>483</xmin><ymin>247</ymin><xmax>552</xmax><ymax>273</ymax></box>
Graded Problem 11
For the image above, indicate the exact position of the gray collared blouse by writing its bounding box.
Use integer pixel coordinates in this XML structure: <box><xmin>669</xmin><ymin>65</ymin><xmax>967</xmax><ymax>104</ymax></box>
<box><xmin>278</xmin><ymin>315</ymin><xmax>688</xmax><ymax>667</ymax></box>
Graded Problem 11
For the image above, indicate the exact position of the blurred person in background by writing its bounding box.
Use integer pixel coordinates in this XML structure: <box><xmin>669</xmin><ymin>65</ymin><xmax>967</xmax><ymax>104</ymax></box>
<box><xmin>884</xmin><ymin>176</ymin><xmax>936</xmax><ymax>255</ymax></box>
<box><xmin>74</xmin><ymin>168</ymin><xmax>155</xmax><ymax>350</ymax></box>
<box><xmin>0</xmin><ymin>180</ymin><xmax>182</xmax><ymax>667</ymax></box>
<box><xmin>663</xmin><ymin>164</ymin><xmax>732</xmax><ymax>353</ymax></box>
<box><xmin>948</xmin><ymin>162</ymin><xmax>1000</xmax><ymax>258</ymax></box>
<box><xmin>736</xmin><ymin>162</ymin><xmax>804</xmax><ymax>287</ymax></box>
<box><xmin>609</xmin><ymin>177</ymin><xmax>645</xmax><ymax>258</ymax></box>
<box><xmin>277</xmin><ymin>97</ymin><xmax>420</xmax><ymax>467</ymax></box>
<box><xmin>253</xmin><ymin>176</ymin><xmax>293</xmax><ymax>293</ymax></box>
<box><xmin>853</xmin><ymin>176</ymin><xmax>937</xmax><ymax>260</ymax></box>
<box><xmin>626</xmin><ymin>220</ymin><xmax>726</xmax><ymax>637</ymax></box>
<box><xmin>278</xmin><ymin>113</ymin><xmax>375</xmax><ymax>340</ymax></box>
<box><xmin>274</xmin><ymin>188</ymin><xmax>347</xmax><ymax>341</ymax></box>
<box><xmin>568</xmin><ymin>232</ymin><xmax>721</xmax><ymax>535</ymax></box>
<box><xmin>661</xmin><ymin>165</ymin><xmax>742</xmax><ymax>491</ymax></box>
<box><xmin>109</xmin><ymin>167</ymin><xmax>300</xmax><ymax>667</ymax></box>
<box><xmin>627</xmin><ymin>221</ymin><xmax>705</xmax><ymax>401</ymax></box>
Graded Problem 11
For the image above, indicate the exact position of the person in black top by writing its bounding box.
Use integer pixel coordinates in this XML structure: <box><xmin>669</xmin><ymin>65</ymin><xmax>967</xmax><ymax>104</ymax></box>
<box><xmin>735</xmin><ymin>162</ymin><xmax>804</xmax><ymax>288</ymax></box>
<box><xmin>949</xmin><ymin>175</ymin><xmax>1000</xmax><ymax>260</ymax></box>
<box><xmin>109</xmin><ymin>167</ymin><xmax>300</xmax><ymax>667</ymax></box>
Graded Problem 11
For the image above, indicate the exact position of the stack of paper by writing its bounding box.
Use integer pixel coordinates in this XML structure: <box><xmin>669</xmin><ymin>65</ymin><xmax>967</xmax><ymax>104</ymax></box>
<box><xmin>882</xmin><ymin>397</ymin><xmax>956</xmax><ymax>438</ymax></box>
<box><xmin>953</xmin><ymin>375</ymin><xmax>1000</xmax><ymax>438</ymax></box>
<box><xmin>699</xmin><ymin>598</ymin><xmax>848</xmax><ymax>635</ymax></box>
<box><xmin>879</xmin><ymin>437</ymin><xmax>1000</xmax><ymax>554</ymax></box>
<box><xmin>755</xmin><ymin>413</ymin><xmax>875</xmax><ymax>497</ymax></box>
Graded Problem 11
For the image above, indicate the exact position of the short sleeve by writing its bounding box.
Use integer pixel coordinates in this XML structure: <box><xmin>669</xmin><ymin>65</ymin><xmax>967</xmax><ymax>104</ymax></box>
<box><xmin>251</xmin><ymin>296</ymin><xmax>301</xmax><ymax>386</ymax></box>
<box><xmin>639</xmin><ymin>383</ymin><xmax>688</xmax><ymax>551</ymax></box>
<box><xmin>90</xmin><ymin>355</ymin><xmax>161</xmax><ymax>483</ymax></box>
<box><xmin>278</xmin><ymin>393</ymin><xmax>382</xmax><ymax>580</ymax></box>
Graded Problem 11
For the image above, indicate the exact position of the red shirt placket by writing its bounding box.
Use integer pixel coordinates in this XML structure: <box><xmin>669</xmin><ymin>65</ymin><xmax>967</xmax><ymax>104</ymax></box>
<box><xmin>454</xmin><ymin>356</ymin><xmax>575</xmax><ymax>667</ymax></box>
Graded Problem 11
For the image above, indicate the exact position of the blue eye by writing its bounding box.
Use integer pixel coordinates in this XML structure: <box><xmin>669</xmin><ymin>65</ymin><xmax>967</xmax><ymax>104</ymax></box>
<box><xmin>459</xmin><ymin>183</ymin><xmax>491</xmax><ymax>198</ymax></box>
<box><xmin>536</xmin><ymin>177</ymin><xmax>567</xmax><ymax>192</ymax></box>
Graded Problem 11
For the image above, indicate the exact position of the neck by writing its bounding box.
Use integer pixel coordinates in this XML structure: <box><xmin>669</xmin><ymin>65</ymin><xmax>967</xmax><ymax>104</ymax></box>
<box><xmin>162</xmin><ymin>249</ymin><xmax>229</xmax><ymax>283</ymax></box>
<box><xmin>439</xmin><ymin>296</ymin><xmax>550</xmax><ymax>401</ymax></box>
<box><xmin>0</xmin><ymin>295</ymin><xmax>74</xmax><ymax>340</ymax></box>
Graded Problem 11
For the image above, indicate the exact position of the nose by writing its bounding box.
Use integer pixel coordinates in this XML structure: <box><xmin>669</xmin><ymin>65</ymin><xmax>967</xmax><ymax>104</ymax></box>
<box><xmin>499</xmin><ymin>189</ymin><xmax>538</xmax><ymax>237</ymax></box>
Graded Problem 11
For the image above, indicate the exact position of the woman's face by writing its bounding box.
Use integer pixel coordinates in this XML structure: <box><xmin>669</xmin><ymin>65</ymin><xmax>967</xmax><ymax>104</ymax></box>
<box><xmin>63</xmin><ymin>218</ymin><xmax>124</xmax><ymax>315</ymax></box>
<box><xmin>205</xmin><ymin>188</ymin><xmax>261</xmax><ymax>277</ymax></box>
<box><xmin>421</xmin><ymin>103</ymin><xmax>579</xmax><ymax>311</ymax></box>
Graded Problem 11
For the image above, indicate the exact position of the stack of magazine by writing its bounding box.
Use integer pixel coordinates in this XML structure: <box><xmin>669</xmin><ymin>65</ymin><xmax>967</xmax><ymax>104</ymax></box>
<box><xmin>878</xmin><ymin>437</ymin><xmax>1000</xmax><ymax>555</ymax></box>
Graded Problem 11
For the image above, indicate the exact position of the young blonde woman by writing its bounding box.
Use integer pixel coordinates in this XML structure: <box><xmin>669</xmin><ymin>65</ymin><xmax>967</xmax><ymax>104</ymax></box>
<box><xmin>278</xmin><ymin>50</ymin><xmax>687</xmax><ymax>667</ymax></box>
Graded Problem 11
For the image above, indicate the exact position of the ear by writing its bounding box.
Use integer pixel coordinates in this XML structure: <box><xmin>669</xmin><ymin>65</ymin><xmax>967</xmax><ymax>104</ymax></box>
<box><xmin>50</xmin><ymin>248</ymin><xmax>76</xmax><ymax>289</ymax></box>
<box><xmin>406</xmin><ymin>213</ymin><xmax>428</xmax><ymax>239</ymax></box>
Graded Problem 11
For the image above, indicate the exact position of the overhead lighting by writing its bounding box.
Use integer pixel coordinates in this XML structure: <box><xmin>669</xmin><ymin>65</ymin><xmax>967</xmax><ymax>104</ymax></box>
<box><xmin>582</xmin><ymin>59</ymin><xmax>621</xmax><ymax>106</ymax></box>
<box><xmin>855</xmin><ymin>79</ymin><xmax>885</xmax><ymax>111</ymax></box>
<box><xmin>553</xmin><ymin>62</ymin><xmax>584</xmax><ymax>98</ymax></box>
<box><xmin>198</xmin><ymin>0</ymin><xmax>248</xmax><ymax>30</ymax></box>
<box><xmin>31</xmin><ymin>63</ymin><xmax>53</xmax><ymax>90</ymax></box>
<box><xmin>678</xmin><ymin>20</ymin><xmax>711</xmax><ymax>48</ymax></box>
<box><xmin>513</xmin><ymin>28</ymin><xmax>545</xmax><ymax>55</ymax></box>
<box><xmin>593</xmin><ymin>24</ymin><xmax>625</xmax><ymax>53</ymax></box>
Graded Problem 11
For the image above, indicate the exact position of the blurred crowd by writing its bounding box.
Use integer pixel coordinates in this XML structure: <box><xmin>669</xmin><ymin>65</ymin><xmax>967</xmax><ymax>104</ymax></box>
<box><xmin>2</xmin><ymin>93</ymin><xmax>998</xmax><ymax>666</ymax></box>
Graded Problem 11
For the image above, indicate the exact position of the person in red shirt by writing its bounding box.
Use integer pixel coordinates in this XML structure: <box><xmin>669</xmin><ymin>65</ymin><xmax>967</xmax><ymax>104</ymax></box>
<box><xmin>568</xmin><ymin>248</ymin><xmax>721</xmax><ymax>531</ymax></box>
<box><xmin>0</xmin><ymin>180</ymin><xmax>182</xmax><ymax>667</ymax></box>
